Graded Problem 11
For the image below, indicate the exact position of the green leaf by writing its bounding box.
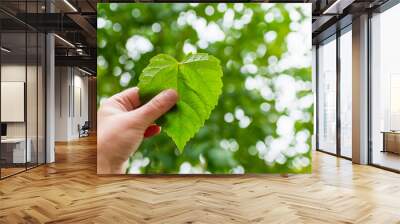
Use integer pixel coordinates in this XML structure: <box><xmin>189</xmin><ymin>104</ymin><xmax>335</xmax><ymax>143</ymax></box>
<box><xmin>138</xmin><ymin>53</ymin><xmax>223</xmax><ymax>152</ymax></box>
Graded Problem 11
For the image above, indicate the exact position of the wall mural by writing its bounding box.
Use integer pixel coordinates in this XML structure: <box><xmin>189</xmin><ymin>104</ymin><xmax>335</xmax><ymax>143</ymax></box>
<box><xmin>97</xmin><ymin>3</ymin><xmax>313</xmax><ymax>174</ymax></box>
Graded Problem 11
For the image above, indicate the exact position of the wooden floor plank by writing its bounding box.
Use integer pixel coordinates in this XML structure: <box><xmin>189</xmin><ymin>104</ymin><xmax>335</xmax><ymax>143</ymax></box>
<box><xmin>0</xmin><ymin>135</ymin><xmax>400</xmax><ymax>223</ymax></box>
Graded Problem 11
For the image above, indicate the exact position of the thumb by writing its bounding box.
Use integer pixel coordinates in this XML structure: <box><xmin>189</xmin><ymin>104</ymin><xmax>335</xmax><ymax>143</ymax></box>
<box><xmin>133</xmin><ymin>89</ymin><xmax>178</xmax><ymax>126</ymax></box>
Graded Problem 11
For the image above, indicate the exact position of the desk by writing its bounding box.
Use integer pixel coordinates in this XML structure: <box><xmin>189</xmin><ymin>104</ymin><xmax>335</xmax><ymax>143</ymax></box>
<box><xmin>382</xmin><ymin>131</ymin><xmax>400</xmax><ymax>154</ymax></box>
<box><xmin>1</xmin><ymin>138</ymin><xmax>31</xmax><ymax>163</ymax></box>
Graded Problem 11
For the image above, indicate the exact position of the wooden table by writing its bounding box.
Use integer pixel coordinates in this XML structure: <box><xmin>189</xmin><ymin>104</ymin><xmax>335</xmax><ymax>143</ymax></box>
<box><xmin>381</xmin><ymin>131</ymin><xmax>400</xmax><ymax>154</ymax></box>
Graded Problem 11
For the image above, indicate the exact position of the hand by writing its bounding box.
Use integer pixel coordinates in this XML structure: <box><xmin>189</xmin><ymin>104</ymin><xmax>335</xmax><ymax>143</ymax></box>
<box><xmin>97</xmin><ymin>87</ymin><xmax>178</xmax><ymax>174</ymax></box>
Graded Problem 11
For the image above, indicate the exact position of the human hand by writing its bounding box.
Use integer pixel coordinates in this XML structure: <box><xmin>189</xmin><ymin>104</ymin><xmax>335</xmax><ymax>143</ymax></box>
<box><xmin>97</xmin><ymin>87</ymin><xmax>178</xmax><ymax>174</ymax></box>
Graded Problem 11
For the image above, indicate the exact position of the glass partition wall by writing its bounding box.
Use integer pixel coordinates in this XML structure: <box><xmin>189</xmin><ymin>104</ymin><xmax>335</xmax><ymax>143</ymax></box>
<box><xmin>0</xmin><ymin>29</ymin><xmax>27</xmax><ymax>177</ymax></box>
<box><xmin>0</xmin><ymin>1</ymin><xmax>46</xmax><ymax>179</ymax></box>
<box><xmin>370</xmin><ymin>3</ymin><xmax>400</xmax><ymax>172</ymax></box>
<box><xmin>316</xmin><ymin>26</ymin><xmax>352</xmax><ymax>159</ymax></box>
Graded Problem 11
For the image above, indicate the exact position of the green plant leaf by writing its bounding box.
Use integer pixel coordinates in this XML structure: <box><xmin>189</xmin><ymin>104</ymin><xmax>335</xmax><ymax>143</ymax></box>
<box><xmin>138</xmin><ymin>53</ymin><xmax>223</xmax><ymax>152</ymax></box>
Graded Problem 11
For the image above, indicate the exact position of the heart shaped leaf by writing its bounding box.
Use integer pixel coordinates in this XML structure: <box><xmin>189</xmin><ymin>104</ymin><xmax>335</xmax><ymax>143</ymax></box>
<box><xmin>138</xmin><ymin>53</ymin><xmax>223</xmax><ymax>152</ymax></box>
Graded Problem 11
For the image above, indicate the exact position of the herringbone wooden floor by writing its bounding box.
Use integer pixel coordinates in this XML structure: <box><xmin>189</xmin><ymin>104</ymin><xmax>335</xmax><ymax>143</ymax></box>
<box><xmin>1</xmin><ymin>136</ymin><xmax>400</xmax><ymax>224</ymax></box>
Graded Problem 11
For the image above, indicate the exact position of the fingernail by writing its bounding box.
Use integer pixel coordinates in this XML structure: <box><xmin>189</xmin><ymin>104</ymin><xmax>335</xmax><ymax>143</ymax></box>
<box><xmin>144</xmin><ymin>124</ymin><xmax>161</xmax><ymax>138</ymax></box>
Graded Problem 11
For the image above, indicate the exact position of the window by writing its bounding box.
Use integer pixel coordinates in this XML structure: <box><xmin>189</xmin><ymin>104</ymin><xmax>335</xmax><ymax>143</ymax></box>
<box><xmin>370</xmin><ymin>3</ymin><xmax>400</xmax><ymax>171</ymax></box>
<box><xmin>317</xmin><ymin>36</ymin><xmax>337</xmax><ymax>154</ymax></box>
<box><xmin>339</xmin><ymin>28</ymin><xmax>352</xmax><ymax>158</ymax></box>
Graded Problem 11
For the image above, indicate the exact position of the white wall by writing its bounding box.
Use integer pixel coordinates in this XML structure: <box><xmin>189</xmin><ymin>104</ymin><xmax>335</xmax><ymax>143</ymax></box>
<box><xmin>72</xmin><ymin>73</ymin><xmax>89</xmax><ymax>138</ymax></box>
<box><xmin>55</xmin><ymin>66</ymin><xmax>69</xmax><ymax>141</ymax></box>
<box><xmin>54</xmin><ymin>67</ymin><xmax>89</xmax><ymax>141</ymax></box>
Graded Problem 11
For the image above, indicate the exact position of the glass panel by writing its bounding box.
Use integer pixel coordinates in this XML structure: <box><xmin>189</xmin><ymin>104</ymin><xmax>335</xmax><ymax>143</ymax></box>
<box><xmin>27</xmin><ymin>30</ymin><xmax>38</xmax><ymax>169</ymax></box>
<box><xmin>1</xmin><ymin>27</ymin><xmax>27</xmax><ymax>177</ymax></box>
<box><xmin>312</xmin><ymin>46</ymin><xmax>317</xmax><ymax>151</ymax></box>
<box><xmin>318</xmin><ymin>37</ymin><xmax>337</xmax><ymax>154</ymax></box>
<box><xmin>38</xmin><ymin>32</ymin><xmax>45</xmax><ymax>165</ymax></box>
<box><xmin>371</xmin><ymin>4</ymin><xmax>400</xmax><ymax>171</ymax></box>
<box><xmin>340</xmin><ymin>29</ymin><xmax>352</xmax><ymax>158</ymax></box>
<box><xmin>26</xmin><ymin>0</ymin><xmax>39</xmax><ymax>169</ymax></box>
<box><xmin>0</xmin><ymin>0</ymin><xmax>46</xmax><ymax>178</ymax></box>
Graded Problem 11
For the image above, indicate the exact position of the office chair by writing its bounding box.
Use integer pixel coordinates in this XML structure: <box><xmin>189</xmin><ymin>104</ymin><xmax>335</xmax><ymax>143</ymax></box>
<box><xmin>79</xmin><ymin>121</ymin><xmax>90</xmax><ymax>138</ymax></box>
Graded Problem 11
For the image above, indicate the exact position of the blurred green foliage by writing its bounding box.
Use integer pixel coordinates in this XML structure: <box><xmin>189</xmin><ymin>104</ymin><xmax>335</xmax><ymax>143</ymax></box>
<box><xmin>97</xmin><ymin>3</ymin><xmax>313</xmax><ymax>174</ymax></box>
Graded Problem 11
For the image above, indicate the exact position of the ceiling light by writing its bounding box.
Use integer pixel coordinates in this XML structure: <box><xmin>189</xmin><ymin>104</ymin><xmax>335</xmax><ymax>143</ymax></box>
<box><xmin>1</xmin><ymin>47</ymin><xmax>11</xmax><ymax>53</ymax></box>
<box><xmin>78</xmin><ymin>67</ymin><xmax>92</xmax><ymax>76</ymax></box>
<box><xmin>76</xmin><ymin>48</ymin><xmax>85</xmax><ymax>55</ymax></box>
<box><xmin>323</xmin><ymin>0</ymin><xmax>355</xmax><ymax>15</ymax></box>
<box><xmin>54</xmin><ymin>34</ymin><xmax>75</xmax><ymax>48</ymax></box>
<box><xmin>63</xmin><ymin>0</ymin><xmax>78</xmax><ymax>12</ymax></box>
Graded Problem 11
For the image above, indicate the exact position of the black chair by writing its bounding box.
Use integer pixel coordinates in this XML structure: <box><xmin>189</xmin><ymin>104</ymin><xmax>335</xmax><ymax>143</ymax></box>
<box><xmin>78</xmin><ymin>121</ymin><xmax>90</xmax><ymax>138</ymax></box>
